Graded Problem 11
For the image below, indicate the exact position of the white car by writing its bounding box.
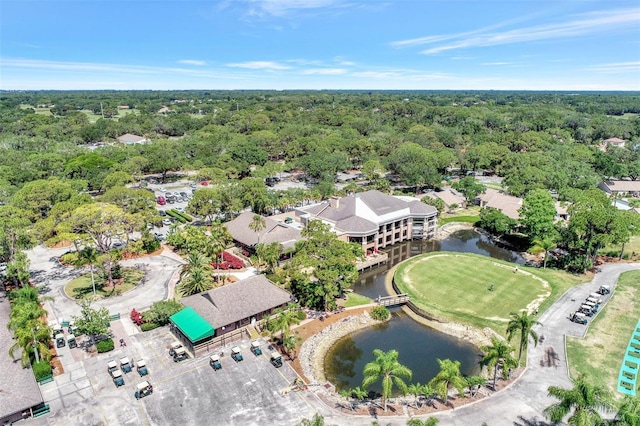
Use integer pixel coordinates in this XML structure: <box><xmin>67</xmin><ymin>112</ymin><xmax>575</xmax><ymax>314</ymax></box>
<box><xmin>176</xmin><ymin>207</ymin><xmax>185</xmax><ymax>213</ymax></box>
<box><xmin>162</xmin><ymin>218</ymin><xmax>172</xmax><ymax>226</ymax></box>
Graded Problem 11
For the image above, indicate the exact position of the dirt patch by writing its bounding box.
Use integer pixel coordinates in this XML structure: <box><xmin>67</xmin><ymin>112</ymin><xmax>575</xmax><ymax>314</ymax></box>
<box><xmin>49</xmin><ymin>240</ymin><xmax>72</xmax><ymax>248</ymax></box>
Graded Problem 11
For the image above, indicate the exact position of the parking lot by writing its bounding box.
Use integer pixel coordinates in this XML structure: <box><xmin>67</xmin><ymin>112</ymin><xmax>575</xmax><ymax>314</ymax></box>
<box><xmin>40</xmin><ymin>324</ymin><xmax>316</xmax><ymax>426</ymax></box>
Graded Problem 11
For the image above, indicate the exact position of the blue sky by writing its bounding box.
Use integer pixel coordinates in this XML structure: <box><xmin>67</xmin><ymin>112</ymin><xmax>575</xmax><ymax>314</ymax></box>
<box><xmin>1</xmin><ymin>0</ymin><xmax>639</xmax><ymax>90</ymax></box>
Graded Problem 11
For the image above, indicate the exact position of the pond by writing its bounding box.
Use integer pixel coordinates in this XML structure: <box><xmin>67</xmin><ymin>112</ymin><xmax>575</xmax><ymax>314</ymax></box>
<box><xmin>324</xmin><ymin>229</ymin><xmax>522</xmax><ymax>393</ymax></box>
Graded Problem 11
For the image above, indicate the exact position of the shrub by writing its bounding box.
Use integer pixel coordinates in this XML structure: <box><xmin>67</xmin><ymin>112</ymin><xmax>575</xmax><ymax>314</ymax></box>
<box><xmin>33</xmin><ymin>360</ymin><xmax>52</xmax><ymax>380</ymax></box>
<box><xmin>296</xmin><ymin>309</ymin><xmax>307</xmax><ymax>321</ymax></box>
<box><xmin>370</xmin><ymin>306</ymin><xmax>390</xmax><ymax>321</ymax></box>
<box><xmin>96</xmin><ymin>338</ymin><xmax>115</xmax><ymax>353</ymax></box>
<box><xmin>142</xmin><ymin>300</ymin><xmax>184</xmax><ymax>326</ymax></box>
<box><xmin>130</xmin><ymin>308</ymin><xmax>143</xmax><ymax>326</ymax></box>
<box><xmin>60</xmin><ymin>252</ymin><xmax>79</xmax><ymax>266</ymax></box>
<box><xmin>141</xmin><ymin>322</ymin><xmax>159</xmax><ymax>332</ymax></box>
<box><xmin>143</xmin><ymin>237</ymin><xmax>160</xmax><ymax>253</ymax></box>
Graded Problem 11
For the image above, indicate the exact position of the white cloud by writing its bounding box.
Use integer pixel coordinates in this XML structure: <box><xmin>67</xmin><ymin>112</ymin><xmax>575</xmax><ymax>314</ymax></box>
<box><xmin>240</xmin><ymin>0</ymin><xmax>341</xmax><ymax>17</ymax></box>
<box><xmin>391</xmin><ymin>7</ymin><xmax>640</xmax><ymax>55</ymax></box>
<box><xmin>301</xmin><ymin>68</ymin><xmax>347</xmax><ymax>75</ymax></box>
<box><xmin>226</xmin><ymin>61</ymin><xmax>291</xmax><ymax>70</ymax></box>
<box><xmin>178</xmin><ymin>59</ymin><xmax>207</xmax><ymax>66</ymax></box>
<box><xmin>587</xmin><ymin>61</ymin><xmax>640</xmax><ymax>73</ymax></box>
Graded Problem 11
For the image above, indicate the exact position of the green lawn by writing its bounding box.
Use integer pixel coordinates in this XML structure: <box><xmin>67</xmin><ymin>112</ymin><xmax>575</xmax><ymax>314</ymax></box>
<box><xmin>566</xmin><ymin>270</ymin><xmax>640</xmax><ymax>397</ymax></box>
<box><xmin>438</xmin><ymin>216</ymin><xmax>480</xmax><ymax>225</ymax></box>
<box><xmin>65</xmin><ymin>268</ymin><xmax>144</xmax><ymax>300</ymax></box>
<box><xmin>343</xmin><ymin>292</ymin><xmax>371</xmax><ymax>308</ymax></box>
<box><xmin>603</xmin><ymin>235</ymin><xmax>640</xmax><ymax>260</ymax></box>
<box><xmin>395</xmin><ymin>252</ymin><xmax>586</xmax><ymax>337</ymax></box>
<box><xmin>439</xmin><ymin>206</ymin><xmax>481</xmax><ymax>225</ymax></box>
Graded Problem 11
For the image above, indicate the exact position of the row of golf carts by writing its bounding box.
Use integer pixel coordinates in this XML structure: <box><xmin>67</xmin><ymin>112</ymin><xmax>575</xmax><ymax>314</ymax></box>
<box><xmin>107</xmin><ymin>357</ymin><xmax>151</xmax><ymax>398</ymax></box>
<box><xmin>569</xmin><ymin>285</ymin><xmax>610</xmax><ymax>325</ymax></box>
<box><xmin>50</xmin><ymin>321</ymin><xmax>80</xmax><ymax>349</ymax></box>
<box><xmin>208</xmin><ymin>341</ymin><xmax>283</xmax><ymax>371</ymax></box>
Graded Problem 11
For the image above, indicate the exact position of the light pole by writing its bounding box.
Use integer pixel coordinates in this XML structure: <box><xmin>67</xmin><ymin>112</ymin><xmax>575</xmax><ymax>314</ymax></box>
<box><xmin>32</xmin><ymin>327</ymin><xmax>40</xmax><ymax>364</ymax></box>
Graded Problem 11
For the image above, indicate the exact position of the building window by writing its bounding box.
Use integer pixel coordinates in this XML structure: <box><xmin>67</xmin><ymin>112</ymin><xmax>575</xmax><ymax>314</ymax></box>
<box><xmin>386</xmin><ymin>235</ymin><xmax>391</xmax><ymax>242</ymax></box>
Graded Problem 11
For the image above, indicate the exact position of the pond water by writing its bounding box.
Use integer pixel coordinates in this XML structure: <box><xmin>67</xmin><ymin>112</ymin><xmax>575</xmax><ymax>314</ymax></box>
<box><xmin>324</xmin><ymin>229</ymin><xmax>523</xmax><ymax>393</ymax></box>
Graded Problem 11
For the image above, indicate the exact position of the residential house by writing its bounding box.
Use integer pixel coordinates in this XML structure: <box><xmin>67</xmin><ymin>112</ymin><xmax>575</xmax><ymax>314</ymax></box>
<box><xmin>117</xmin><ymin>133</ymin><xmax>147</xmax><ymax>145</ymax></box>
<box><xmin>295</xmin><ymin>190</ymin><xmax>437</xmax><ymax>254</ymax></box>
<box><xmin>224</xmin><ymin>211</ymin><xmax>301</xmax><ymax>252</ymax></box>
<box><xmin>599</xmin><ymin>180</ymin><xmax>640</xmax><ymax>198</ymax></box>
<box><xmin>477</xmin><ymin>188</ymin><xmax>523</xmax><ymax>220</ymax></box>
<box><xmin>423</xmin><ymin>188</ymin><xmax>466</xmax><ymax>210</ymax></box>
<box><xmin>172</xmin><ymin>275</ymin><xmax>292</xmax><ymax>353</ymax></box>
<box><xmin>602</xmin><ymin>137</ymin><xmax>627</xmax><ymax>150</ymax></box>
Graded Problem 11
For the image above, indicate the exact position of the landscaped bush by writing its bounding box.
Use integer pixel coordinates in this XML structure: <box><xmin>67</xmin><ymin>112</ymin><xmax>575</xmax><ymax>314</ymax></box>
<box><xmin>130</xmin><ymin>308</ymin><xmax>144</xmax><ymax>326</ymax></box>
<box><xmin>142</xmin><ymin>300</ymin><xmax>184</xmax><ymax>326</ymax></box>
<box><xmin>141</xmin><ymin>322</ymin><xmax>159</xmax><ymax>331</ymax></box>
<box><xmin>211</xmin><ymin>251</ymin><xmax>244</xmax><ymax>270</ymax></box>
<box><xmin>96</xmin><ymin>338</ymin><xmax>115</xmax><ymax>353</ymax></box>
<box><xmin>143</xmin><ymin>237</ymin><xmax>160</xmax><ymax>253</ymax></box>
<box><xmin>296</xmin><ymin>309</ymin><xmax>307</xmax><ymax>321</ymax></box>
<box><xmin>60</xmin><ymin>252</ymin><xmax>80</xmax><ymax>265</ymax></box>
<box><xmin>166</xmin><ymin>209</ymin><xmax>188</xmax><ymax>223</ymax></box>
<box><xmin>33</xmin><ymin>360</ymin><xmax>52</xmax><ymax>380</ymax></box>
<box><xmin>370</xmin><ymin>306</ymin><xmax>390</xmax><ymax>321</ymax></box>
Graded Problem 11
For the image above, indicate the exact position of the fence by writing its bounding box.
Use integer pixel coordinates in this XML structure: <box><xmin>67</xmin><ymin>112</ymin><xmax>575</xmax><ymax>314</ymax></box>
<box><xmin>193</xmin><ymin>328</ymin><xmax>250</xmax><ymax>355</ymax></box>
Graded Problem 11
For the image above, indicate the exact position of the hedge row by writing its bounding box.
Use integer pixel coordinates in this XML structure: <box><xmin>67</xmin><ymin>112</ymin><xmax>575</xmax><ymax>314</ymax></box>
<box><xmin>166</xmin><ymin>209</ymin><xmax>193</xmax><ymax>223</ymax></box>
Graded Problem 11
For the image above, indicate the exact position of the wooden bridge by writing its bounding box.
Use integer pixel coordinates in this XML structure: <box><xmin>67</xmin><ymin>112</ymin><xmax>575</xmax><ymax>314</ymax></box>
<box><xmin>376</xmin><ymin>294</ymin><xmax>410</xmax><ymax>307</ymax></box>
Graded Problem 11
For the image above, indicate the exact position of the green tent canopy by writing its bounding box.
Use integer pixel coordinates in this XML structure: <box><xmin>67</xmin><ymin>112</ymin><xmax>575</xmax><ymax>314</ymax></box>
<box><xmin>170</xmin><ymin>307</ymin><xmax>215</xmax><ymax>342</ymax></box>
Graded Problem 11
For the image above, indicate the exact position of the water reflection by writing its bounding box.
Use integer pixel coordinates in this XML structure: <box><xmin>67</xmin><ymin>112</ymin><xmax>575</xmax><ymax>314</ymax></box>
<box><xmin>324</xmin><ymin>310</ymin><xmax>481</xmax><ymax>393</ymax></box>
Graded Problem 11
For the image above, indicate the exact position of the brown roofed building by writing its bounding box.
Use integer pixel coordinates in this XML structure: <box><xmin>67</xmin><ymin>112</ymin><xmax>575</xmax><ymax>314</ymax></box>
<box><xmin>0</xmin><ymin>294</ymin><xmax>46</xmax><ymax>423</ymax></box>
<box><xmin>478</xmin><ymin>188</ymin><xmax>523</xmax><ymax>220</ymax></box>
<box><xmin>224</xmin><ymin>211</ymin><xmax>301</xmax><ymax>251</ymax></box>
<box><xmin>295</xmin><ymin>190</ymin><xmax>437</xmax><ymax>254</ymax></box>
<box><xmin>599</xmin><ymin>180</ymin><xmax>640</xmax><ymax>198</ymax></box>
<box><xmin>423</xmin><ymin>188</ymin><xmax>467</xmax><ymax>210</ymax></box>
<box><xmin>180</xmin><ymin>275</ymin><xmax>292</xmax><ymax>336</ymax></box>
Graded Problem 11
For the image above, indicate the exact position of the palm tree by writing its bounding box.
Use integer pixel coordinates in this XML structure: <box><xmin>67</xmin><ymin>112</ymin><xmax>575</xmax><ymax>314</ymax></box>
<box><xmin>179</xmin><ymin>267</ymin><xmax>212</xmax><ymax>296</ymax></box>
<box><xmin>506</xmin><ymin>310</ymin><xmax>541</xmax><ymax>366</ymax></box>
<box><xmin>8</xmin><ymin>321</ymin><xmax>52</xmax><ymax>367</ymax></box>
<box><xmin>428</xmin><ymin>358</ymin><xmax>467</xmax><ymax>405</ymax></box>
<box><xmin>184</xmin><ymin>252</ymin><xmax>210</xmax><ymax>273</ymax></box>
<box><xmin>544</xmin><ymin>374</ymin><xmax>613</xmax><ymax>425</ymax></box>
<box><xmin>76</xmin><ymin>246</ymin><xmax>99</xmax><ymax>296</ymax></box>
<box><xmin>612</xmin><ymin>395</ymin><xmax>640</xmax><ymax>425</ymax></box>
<box><xmin>362</xmin><ymin>349</ymin><xmax>413</xmax><ymax>412</ymax></box>
<box><xmin>296</xmin><ymin>414</ymin><xmax>326</xmax><ymax>426</ymax></box>
<box><xmin>465</xmin><ymin>375</ymin><xmax>487</xmax><ymax>398</ymax></box>
<box><xmin>283</xmin><ymin>331</ymin><xmax>302</xmax><ymax>360</ymax></box>
<box><xmin>480</xmin><ymin>337</ymin><xmax>518</xmax><ymax>389</ymax></box>
<box><xmin>407</xmin><ymin>418</ymin><xmax>439</xmax><ymax>426</ymax></box>
<box><xmin>407</xmin><ymin>382</ymin><xmax>434</xmax><ymax>408</ymax></box>
<box><xmin>532</xmin><ymin>237</ymin><xmax>556</xmax><ymax>269</ymax></box>
<box><xmin>274</xmin><ymin>304</ymin><xmax>301</xmax><ymax>343</ymax></box>
<box><xmin>249</xmin><ymin>214</ymin><xmax>267</xmax><ymax>246</ymax></box>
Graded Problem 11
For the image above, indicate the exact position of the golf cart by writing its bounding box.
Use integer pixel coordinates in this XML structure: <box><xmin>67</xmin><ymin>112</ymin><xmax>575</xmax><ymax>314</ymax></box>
<box><xmin>134</xmin><ymin>381</ymin><xmax>153</xmax><ymax>399</ymax></box>
<box><xmin>270</xmin><ymin>352</ymin><xmax>283</xmax><ymax>368</ymax></box>
<box><xmin>586</xmin><ymin>296</ymin><xmax>600</xmax><ymax>306</ymax></box>
<box><xmin>136</xmin><ymin>359</ymin><xmax>148</xmax><ymax>376</ymax></box>
<box><xmin>231</xmin><ymin>346</ymin><xmax>243</xmax><ymax>362</ymax></box>
<box><xmin>111</xmin><ymin>369</ymin><xmax>125</xmax><ymax>387</ymax></box>
<box><xmin>250</xmin><ymin>341</ymin><xmax>262</xmax><ymax>356</ymax></box>
<box><xmin>588</xmin><ymin>293</ymin><xmax>602</xmax><ymax>303</ymax></box>
<box><xmin>67</xmin><ymin>334</ymin><xmax>77</xmax><ymax>349</ymax></box>
<box><xmin>579</xmin><ymin>304</ymin><xmax>595</xmax><ymax>316</ymax></box>
<box><xmin>598</xmin><ymin>285</ymin><xmax>611</xmax><ymax>295</ymax></box>
<box><xmin>209</xmin><ymin>354</ymin><xmax>222</xmax><ymax>370</ymax></box>
<box><xmin>584</xmin><ymin>300</ymin><xmax>598</xmax><ymax>312</ymax></box>
<box><xmin>120</xmin><ymin>357</ymin><xmax>132</xmax><ymax>373</ymax></box>
<box><xmin>570</xmin><ymin>311</ymin><xmax>588</xmax><ymax>324</ymax></box>
<box><xmin>107</xmin><ymin>360</ymin><xmax>118</xmax><ymax>374</ymax></box>
<box><xmin>169</xmin><ymin>341</ymin><xmax>182</xmax><ymax>356</ymax></box>
<box><xmin>50</xmin><ymin>322</ymin><xmax>63</xmax><ymax>338</ymax></box>
<box><xmin>173</xmin><ymin>346</ymin><xmax>188</xmax><ymax>362</ymax></box>
<box><xmin>55</xmin><ymin>333</ymin><xmax>65</xmax><ymax>348</ymax></box>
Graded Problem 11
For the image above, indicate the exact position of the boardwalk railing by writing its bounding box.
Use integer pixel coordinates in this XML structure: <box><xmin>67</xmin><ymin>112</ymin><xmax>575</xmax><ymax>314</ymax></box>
<box><xmin>376</xmin><ymin>294</ymin><xmax>410</xmax><ymax>307</ymax></box>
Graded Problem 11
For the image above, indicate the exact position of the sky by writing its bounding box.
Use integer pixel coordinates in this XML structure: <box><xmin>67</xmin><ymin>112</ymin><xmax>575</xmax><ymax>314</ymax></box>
<box><xmin>1</xmin><ymin>0</ymin><xmax>639</xmax><ymax>91</ymax></box>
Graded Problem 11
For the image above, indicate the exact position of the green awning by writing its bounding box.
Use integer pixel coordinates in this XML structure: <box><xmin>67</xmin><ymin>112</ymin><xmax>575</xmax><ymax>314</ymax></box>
<box><xmin>170</xmin><ymin>307</ymin><xmax>215</xmax><ymax>342</ymax></box>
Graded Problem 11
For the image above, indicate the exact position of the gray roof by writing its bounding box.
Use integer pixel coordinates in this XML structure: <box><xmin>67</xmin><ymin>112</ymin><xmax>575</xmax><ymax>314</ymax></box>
<box><xmin>296</xmin><ymin>190</ymin><xmax>437</xmax><ymax>235</ymax></box>
<box><xmin>225</xmin><ymin>212</ymin><xmax>301</xmax><ymax>249</ymax></box>
<box><xmin>181</xmin><ymin>275</ymin><xmax>292</xmax><ymax>330</ymax></box>
<box><xmin>117</xmin><ymin>133</ymin><xmax>146</xmax><ymax>143</ymax></box>
<box><xmin>0</xmin><ymin>295</ymin><xmax>44</xmax><ymax>420</ymax></box>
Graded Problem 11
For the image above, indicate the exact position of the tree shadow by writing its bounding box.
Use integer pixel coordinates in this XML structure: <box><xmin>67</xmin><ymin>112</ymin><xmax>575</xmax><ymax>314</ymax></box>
<box><xmin>513</xmin><ymin>415</ymin><xmax>553</xmax><ymax>426</ymax></box>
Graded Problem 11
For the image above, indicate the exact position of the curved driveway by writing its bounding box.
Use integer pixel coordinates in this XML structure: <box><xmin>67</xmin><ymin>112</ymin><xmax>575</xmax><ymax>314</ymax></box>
<box><xmin>317</xmin><ymin>263</ymin><xmax>640</xmax><ymax>426</ymax></box>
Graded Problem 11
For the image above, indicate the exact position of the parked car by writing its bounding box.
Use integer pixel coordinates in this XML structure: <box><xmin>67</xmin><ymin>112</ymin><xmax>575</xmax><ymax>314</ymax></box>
<box><xmin>179</xmin><ymin>192</ymin><xmax>188</xmax><ymax>198</ymax></box>
<box><xmin>162</xmin><ymin>219</ymin><xmax>172</xmax><ymax>226</ymax></box>
<box><xmin>159</xmin><ymin>210</ymin><xmax>167</xmax><ymax>216</ymax></box>
<box><xmin>176</xmin><ymin>207</ymin><xmax>185</xmax><ymax>213</ymax></box>
<box><xmin>157</xmin><ymin>196</ymin><xmax>166</xmax><ymax>205</ymax></box>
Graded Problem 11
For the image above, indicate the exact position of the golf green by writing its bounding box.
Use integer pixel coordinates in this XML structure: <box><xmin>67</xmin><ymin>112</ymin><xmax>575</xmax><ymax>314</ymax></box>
<box><xmin>394</xmin><ymin>252</ymin><xmax>549</xmax><ymax>326</ymax></box>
